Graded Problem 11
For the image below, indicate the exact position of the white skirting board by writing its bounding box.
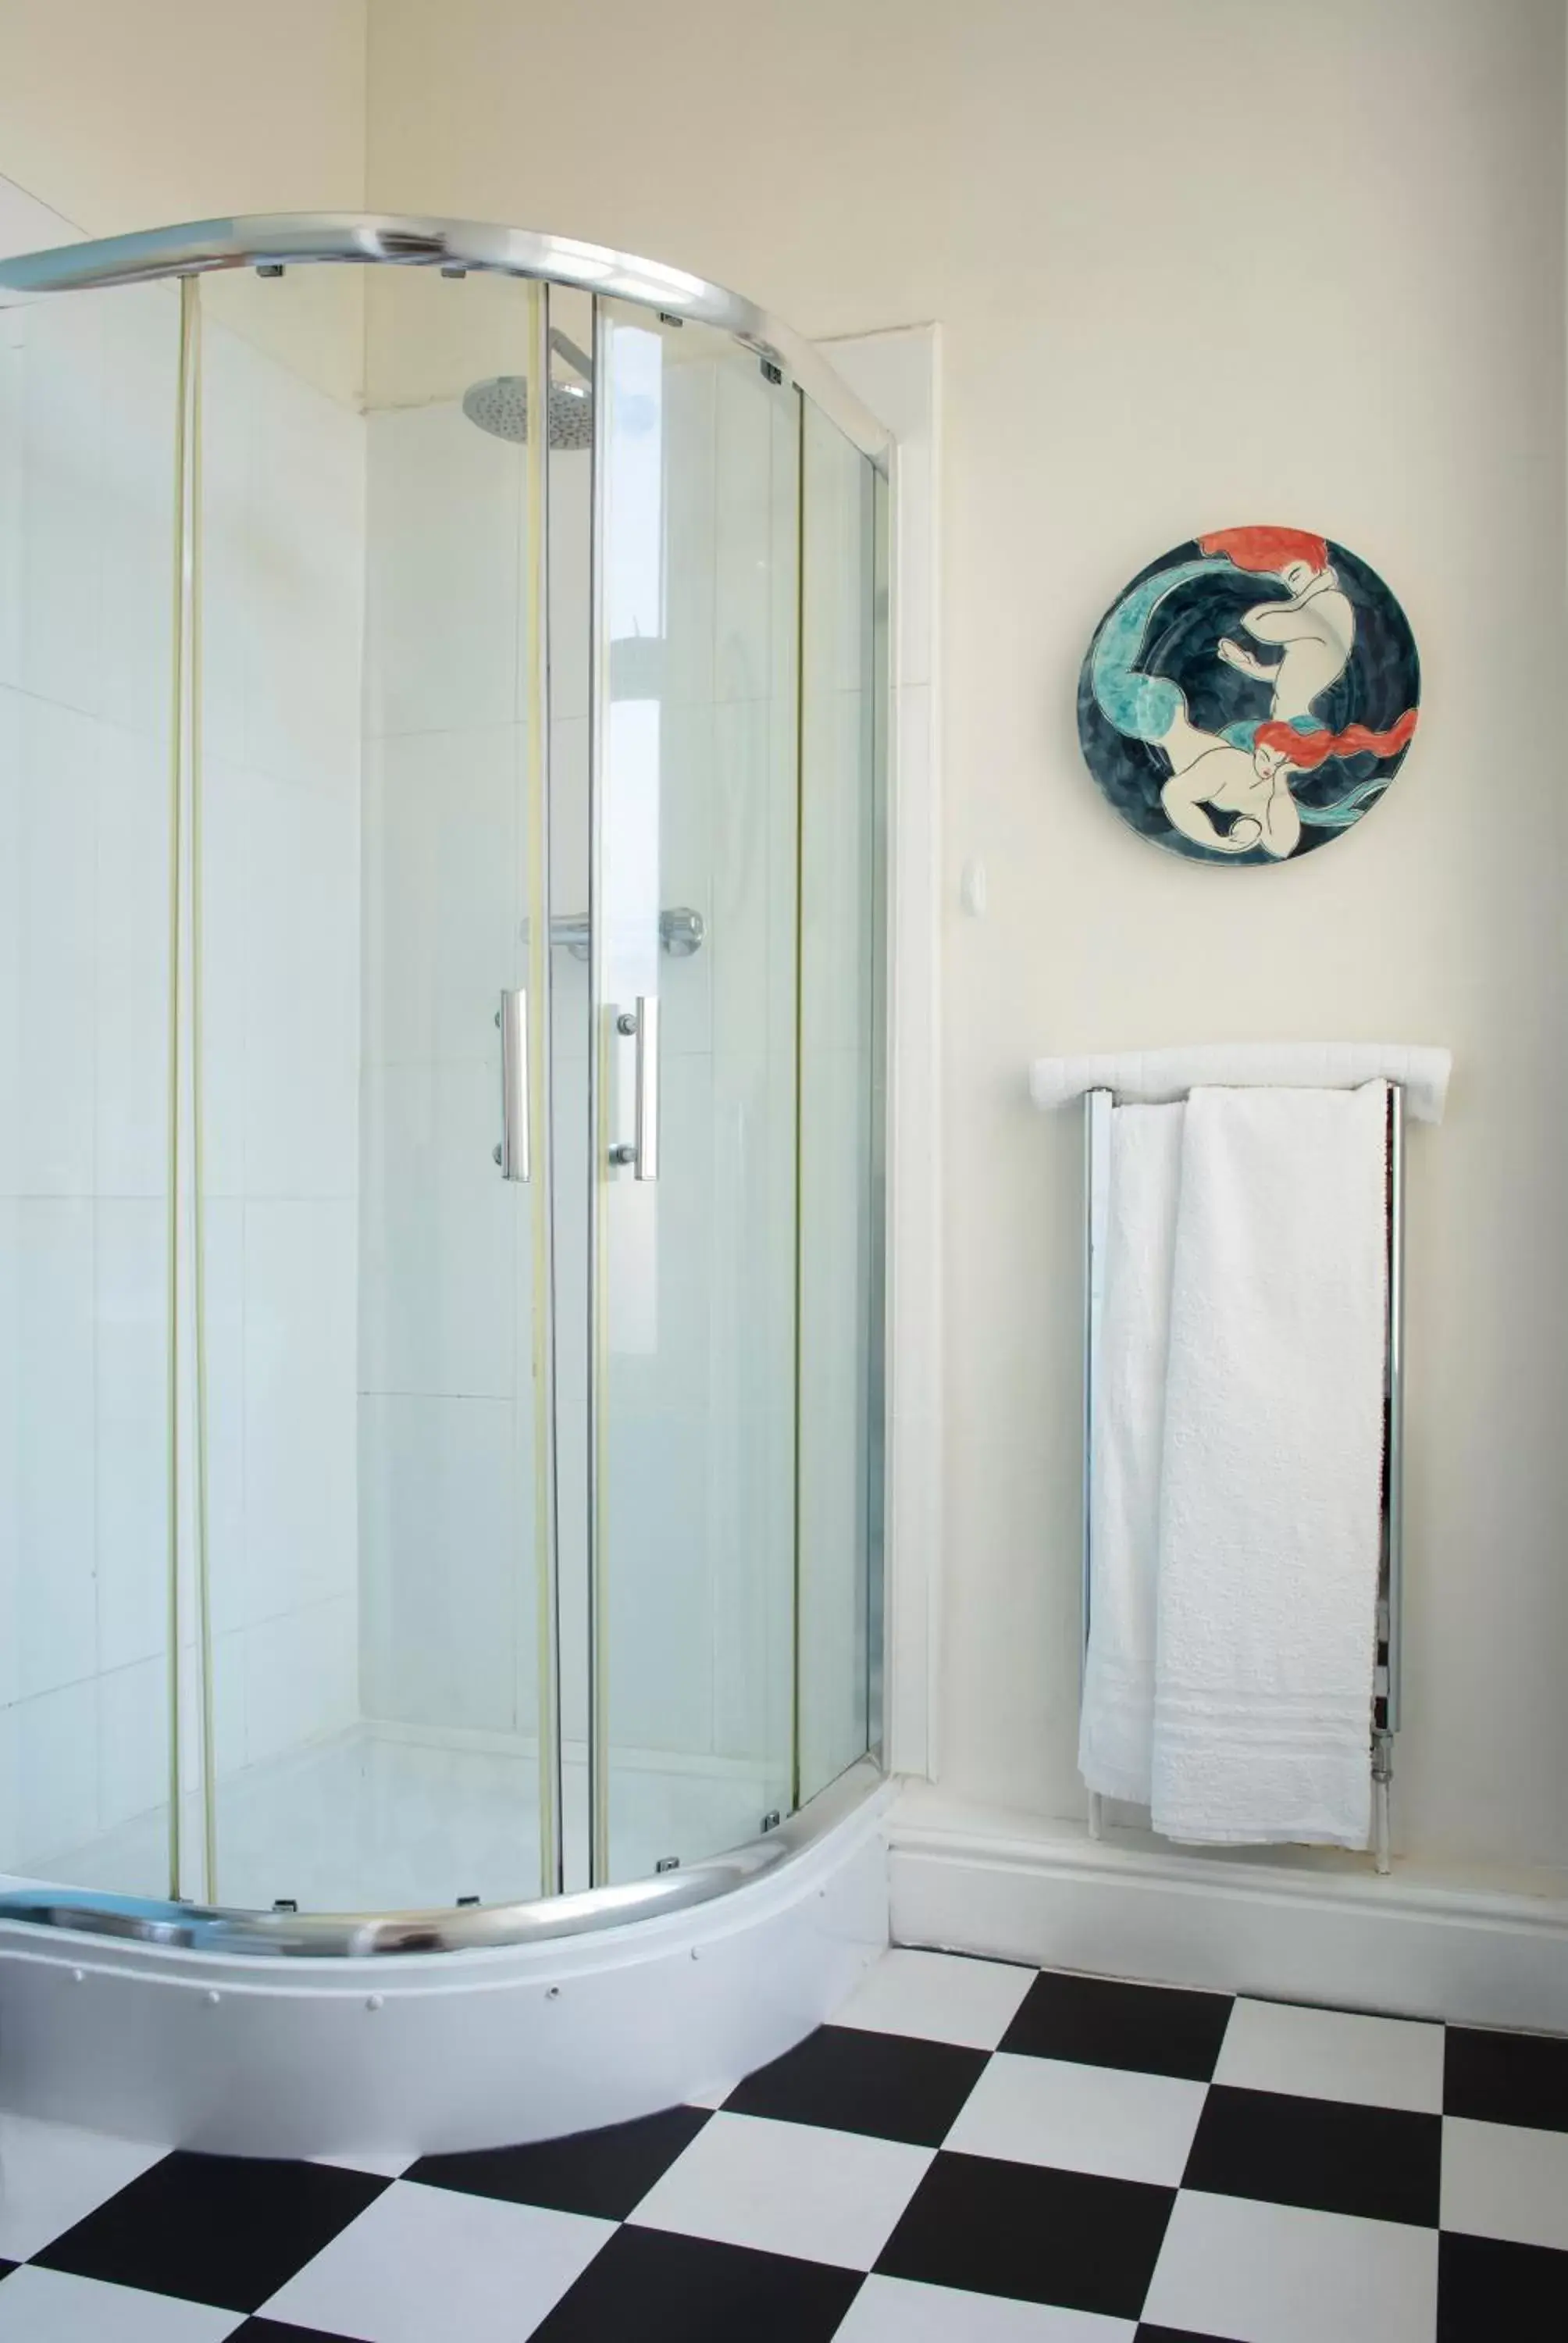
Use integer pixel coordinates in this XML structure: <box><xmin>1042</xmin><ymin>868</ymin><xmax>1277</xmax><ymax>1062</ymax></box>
<box><xmin>0</xmin><ymin>1784</ymin><xmax>893</xmax><ymax>2157</ymax></box>
<box><xmin>890</xmin><ymin>1801</ymin><xmax>1568</xmax><ymax>2035</ymax></box>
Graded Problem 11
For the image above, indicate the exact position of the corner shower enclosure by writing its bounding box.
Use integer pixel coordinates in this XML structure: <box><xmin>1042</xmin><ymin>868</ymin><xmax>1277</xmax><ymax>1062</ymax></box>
<box><xmin>0</xmin><ymin>216</ymin><xmax>889</xmax><ymax>1948</ymax></box>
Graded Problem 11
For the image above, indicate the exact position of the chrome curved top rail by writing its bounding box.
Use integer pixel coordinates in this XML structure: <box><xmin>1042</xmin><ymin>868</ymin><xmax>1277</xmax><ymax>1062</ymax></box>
<box><xmin>0</xmin><ymin>1757</ymin><xmax>885</xmax><ymax>1959</ymax></box>
<box><xmin>0</xmin><ymin>212</ymin><xmax>891</xmax><ymax>469</ymax></box>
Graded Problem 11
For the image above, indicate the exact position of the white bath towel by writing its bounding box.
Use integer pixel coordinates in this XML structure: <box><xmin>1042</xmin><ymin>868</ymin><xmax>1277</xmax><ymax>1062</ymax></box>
<box><xmin>1078</xmin><ymin>1101</ymin><xmax>1184</xmax><ymax>1806</ymax></box>
<box><xmin>1031</xmin><ymin>1043</ymin><xmax>1450</xmax><ymax>1125</ymax></box>
<box><xmin>1149</xmin><ymin>1083</ymin><xmax>1388</xmax><ymax>1848</ymax></box>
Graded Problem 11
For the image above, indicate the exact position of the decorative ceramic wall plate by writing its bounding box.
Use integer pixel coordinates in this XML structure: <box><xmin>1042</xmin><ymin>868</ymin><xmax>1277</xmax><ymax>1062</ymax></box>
<box><xmin>1078</xmin><ymin>526</ymin><xmax>1420</xmax><ymax>863</ymax></box>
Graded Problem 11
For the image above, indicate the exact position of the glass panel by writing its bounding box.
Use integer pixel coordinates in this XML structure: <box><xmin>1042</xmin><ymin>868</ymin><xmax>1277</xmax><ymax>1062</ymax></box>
<box><xmin>195</xmin><ymin>262</ymin><xmax>554</xmax><ymax>1910</ymax></box>
<box><xmin>868</xmin><ymin>466</ymin><xmax>890</xmax><ymax>1760</ymax></box>
<box><xmin>796</xmin><ymin>401</ymin><xmax>884</xmax><ymax>1806</ymax></box>
<box><xmin>590</xmin><ymin>301</ymin><xmax>800</xmax><ymax>1885</ymax></box>
<box><xmin>0</xmin><ymin>277</ymin><xmax>182</xmax><ymax>1895</ymax></box>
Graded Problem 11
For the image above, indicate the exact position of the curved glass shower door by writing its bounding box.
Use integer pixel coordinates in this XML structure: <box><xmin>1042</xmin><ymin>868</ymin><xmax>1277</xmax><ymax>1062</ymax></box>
<box><xmin>589</xmin><ymin>302</ymin><xmax>802</xmax><ymax>1885</ymax></box>
<box><xmin>196</xmin><ymin>262</ymin><xmax>560</xmax><ymax>1911</ymax></box>
<box><xmin>797</xmin><ymin>404</ymin><xmax>888</xmax><ymax>1806</ymax></box>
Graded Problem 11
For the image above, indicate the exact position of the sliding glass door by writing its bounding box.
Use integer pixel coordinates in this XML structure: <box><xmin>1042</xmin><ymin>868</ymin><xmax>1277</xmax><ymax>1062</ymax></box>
<box><xmin>195</xmin><ymin>262</ymin><xmax>559</xmax><ymax>1910</ymax></box>
<box><xmin>583</xmin><ymin>301</ymin><xmax>804</xmax><ymax>1887</ymax></box>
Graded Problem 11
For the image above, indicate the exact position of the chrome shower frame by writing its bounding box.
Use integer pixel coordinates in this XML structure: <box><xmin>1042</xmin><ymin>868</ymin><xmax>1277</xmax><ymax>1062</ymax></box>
<box><xmin>0</xmin><ymin>212</ymin><xmax>892</xmax><ymax>469</ymax></box>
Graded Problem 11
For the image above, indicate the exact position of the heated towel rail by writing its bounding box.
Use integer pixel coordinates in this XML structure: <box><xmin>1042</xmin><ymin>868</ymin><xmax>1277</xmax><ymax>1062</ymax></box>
<box><xmin>1081</xmin><ymin>1081</ymin><xmax>1406</xmax><ymax>1875</ymax></box>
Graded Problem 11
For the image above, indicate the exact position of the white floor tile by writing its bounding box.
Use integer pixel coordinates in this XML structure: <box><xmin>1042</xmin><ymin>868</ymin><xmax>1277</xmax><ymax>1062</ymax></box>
<box><xmin>1214</xmin><ymin>1998</ymin><xmax>1445</xmax><ymax>2113</ymax></box>
<box><xmin>0</xmin><ymin>2113</ymin><xmax>166</xmax><ymax>2260</ymax></box>
<box><xmin>1142</xmin><ymin>2190</ymin><xmax>1438</xmax><ymax>2343</ymax></box>
<box><xmin>832</xmin><ymin>1949</ymin><xmax>1036</xmax><ymax>2051</ymax></box>
<box><xmin>0</xmin><ymin>2266</ymin><xmax>241</xmax><ymax>2341</ymax></box>
<box><xmin>258</xmin><ymin>2178</ymin><xmax>614</xmax><ymax>2342</ymax></box>
<box><xmin>944</xmin><ymin>2052</ymin><xmax>1206</xmax><ymax>2186</ymax></box>
<box><xmin>628</xmin><ymin>2110</ymin><xmax>932</xmax><ymax>2271</ymax></box>
<box><xmin>1441</xmin><ymin>2115</ymin><xmax>1568</xmax><ymax>2251</ymax></box>
<box><xmin>836</xmin><ymin>2273</ymin><xmax>1136</xmax><ymax>2341</ymax></box>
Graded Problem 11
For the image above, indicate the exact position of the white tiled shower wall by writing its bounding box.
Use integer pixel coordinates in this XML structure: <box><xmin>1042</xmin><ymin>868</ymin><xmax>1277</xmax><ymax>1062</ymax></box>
<box><xmin>0</xmin><ymin>201</ymin><xmax>365</xmax><ymax>1875</ymax></box>
<box><xmin>0</xmin><ymin>273</ymin><xmax>175</xmax><ymax>1873</ymax></box>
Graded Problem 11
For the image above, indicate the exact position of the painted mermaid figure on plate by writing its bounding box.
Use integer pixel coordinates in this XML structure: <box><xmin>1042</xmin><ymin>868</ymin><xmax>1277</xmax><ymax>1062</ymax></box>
<box><xmin>1078</xmin><ymin>526</ymin><xmax>1420</xmax><ymax>862</ymax></box>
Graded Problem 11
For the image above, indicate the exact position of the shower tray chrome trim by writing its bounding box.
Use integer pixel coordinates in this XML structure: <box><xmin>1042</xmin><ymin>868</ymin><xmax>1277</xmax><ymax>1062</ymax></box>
<box><xmin>0</xmin><ymin>1755</ymin><xmax>885</xmax><ymax>1960</ymax></box>
<box><xmin>0</xmin><ymin>212</ymin><xmax>893</xmax><ymax>469</ymax></box>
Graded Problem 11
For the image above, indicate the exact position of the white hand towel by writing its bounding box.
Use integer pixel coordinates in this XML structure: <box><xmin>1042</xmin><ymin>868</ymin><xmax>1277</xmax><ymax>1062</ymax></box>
<box><xmin>1031</xmin><ymin>1043</ymin><xmax>1449</xmax><ymax>1125</ymax></box>
<box><xmin>1078</xmin><ymin>1101</ymin><xmax>1184</xmax><ymax>1806</ymax></box>
<box><xmin>1149</xmin><ymin>1082</ymin><xmax>1388</xmax><ymax>1848</ymax></box>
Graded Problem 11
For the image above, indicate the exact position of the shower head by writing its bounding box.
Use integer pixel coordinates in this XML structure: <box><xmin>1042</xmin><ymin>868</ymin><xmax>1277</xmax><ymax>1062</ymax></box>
<box><xmin>462</xmin><ymin>373</ymin><xmax>593</xmax><ymax>450</ymax></box>
<box><xmin>464</xmin><ymin>324</ymin><xmax>594</xmax><ymax>450</ymax></box>
<box><xmin>460</xmin><ymin>374</ymin><xmax>594</xmax><ymax>449</ymax></box>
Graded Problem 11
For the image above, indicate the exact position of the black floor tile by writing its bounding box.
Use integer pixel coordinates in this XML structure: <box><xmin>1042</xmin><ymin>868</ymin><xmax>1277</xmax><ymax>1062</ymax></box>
<box><xmin>1139</xmin><ymin>2329</ymin><xmax>1243</xmax><ymax>2342</ymax></box>
<box><xmin>1438</xmin><ymin>2231</ymin><xmax>1568</xmax><ymax>2338</ymax></box>
<box><xmin>407</xmin><ymin>2105</ymin><xmax>710</xmax><ymax>2220</ymax></box>
<box><xmin>232</xmin><ymin>2324</ymin><xmax>362</xmax><ymax>2341</ymax></box>
<box><xmin>0</xmin><ymin>2262</ymin><xmax>15</xmax><ymax>2284</ymax></box>
<box><xmin>876</xmin><ymin>2148</ymin><xmax>1174</xmax><ymax>2319</ymax></box>
<box><xmin>527</xmin><ymin>2223</ymin><xmax>861</xmax><ymax>2341</ymax></box>
<box><xmin>1445</xmin><ymin>2024</ymin><xmax>1568</xmax><ymax>2134</ymax></box>
<box><xmin>1000</xmin><ymin>1969</ymin><xmax>1233</xmax><ymax>2082</ymax></box>
<box><xmin>1183</xmin><ymin>2084</ymin><xmax>1441</xmax><ymax>2227</ymax></box>
<box><xmin>32</xmin><ymin>2150</ymin><xmax>388</xmax><ymax>2313</ymax></box>
<box><xmin>722</xmin><ymin>2023</ymin><xmax>989</xmax><ymax>2147</ymax></box>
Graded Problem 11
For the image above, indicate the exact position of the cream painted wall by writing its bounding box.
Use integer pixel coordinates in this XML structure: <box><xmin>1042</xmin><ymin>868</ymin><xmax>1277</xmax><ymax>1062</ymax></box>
<box><xmin>0</xmin><ymin>0</ymin><xmax>369</xmax><ymax>398</ymax></box>
<box><xmin>367</xmin><ymin>0</ymin><xmax>1568</xmax><ymax>1873</ymax></box>
<box><xmin>0</xmin><ymin>0</ymin><xmax>366</xmax><ymax>227</ymax></box>
<box><xmin>2</xmin><ymin>0</ymin><xmax>1561</xmax><ymax>1878</ymax></box>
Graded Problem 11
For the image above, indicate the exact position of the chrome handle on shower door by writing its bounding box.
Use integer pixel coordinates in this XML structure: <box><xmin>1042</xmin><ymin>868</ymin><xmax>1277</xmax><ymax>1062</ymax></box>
<box><xmin>611</xmin><ymin>997</ymin><xmax>660</xmax><ymax>1179</ymax></box>
<box><xmin>497</xmin><ymin>987</ymin><xmax>530</xmax><ymax>1181</ymax></box>
<box><xmin>633</xmin><ymin>995</ymin><xmax>659</xmax><ymax>1181</ymax></box>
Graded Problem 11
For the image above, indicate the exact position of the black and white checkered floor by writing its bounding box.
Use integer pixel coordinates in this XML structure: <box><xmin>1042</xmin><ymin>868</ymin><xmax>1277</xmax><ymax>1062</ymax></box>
<box><xmin>0</xmin><ymin>1949</ymin><xmax>1563</xmax><ymax>2339</ymax></box>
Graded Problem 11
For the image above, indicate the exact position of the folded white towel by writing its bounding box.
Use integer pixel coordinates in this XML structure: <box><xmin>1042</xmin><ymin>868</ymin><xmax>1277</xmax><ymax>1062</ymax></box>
<box><xmin>1032</xmin><ymin>1043</ymin><xmax>1450</xmax><ymax>1125</ymax></box>
<box><xmin>1149</xmin><ymin>1083</ymin><xmax>1388</xmax><ymax>1848</ymax></box>
<box><xmin>1078</xmin><ymin>1102</ymin><xmax>1184</xmax><ymax>1806</ymax></box>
